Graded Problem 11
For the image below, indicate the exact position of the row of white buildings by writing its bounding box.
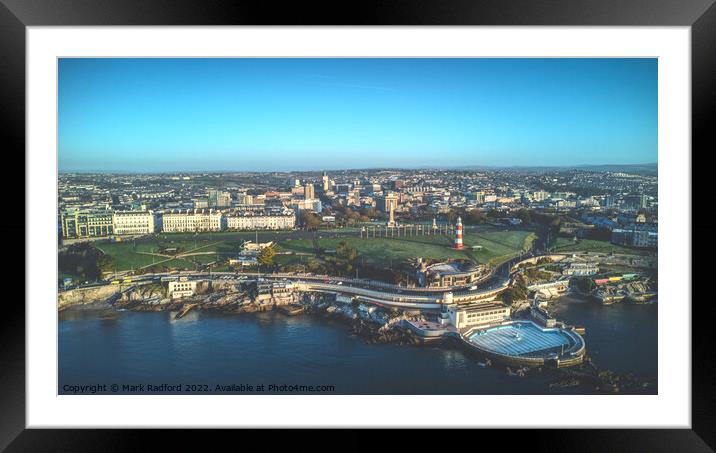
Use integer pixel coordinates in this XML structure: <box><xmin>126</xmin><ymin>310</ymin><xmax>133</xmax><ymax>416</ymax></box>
<box><xmin>60</xmin><ymin>207</ymin><xmax>296</xmax><ymax>239</ymax></box>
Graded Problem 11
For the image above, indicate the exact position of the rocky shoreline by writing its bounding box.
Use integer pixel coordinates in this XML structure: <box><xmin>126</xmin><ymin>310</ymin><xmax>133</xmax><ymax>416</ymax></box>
<box><xmin>61</xmin><ymin>282</ymin><xmax>428</xmax><ymax>346</ymax></box>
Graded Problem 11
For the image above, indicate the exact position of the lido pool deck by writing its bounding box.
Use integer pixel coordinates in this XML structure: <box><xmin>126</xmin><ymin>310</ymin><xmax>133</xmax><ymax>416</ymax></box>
<box><xmin>463</xmin><ymin>320</ymin><xmax>586</xmax><ymax>367</ymax></box>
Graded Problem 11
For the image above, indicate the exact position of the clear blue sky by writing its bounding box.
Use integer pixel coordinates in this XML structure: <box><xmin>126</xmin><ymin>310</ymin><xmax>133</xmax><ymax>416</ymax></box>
<box><xmin>58</xmin><ymin>58</ymin><xmax>657</xmax><ymax>172</ymax></box>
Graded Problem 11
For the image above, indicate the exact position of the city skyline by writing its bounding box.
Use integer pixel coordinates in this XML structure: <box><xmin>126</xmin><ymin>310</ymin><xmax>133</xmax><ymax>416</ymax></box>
<box><xmin>59</xmin><ymin>58</ymin><xmax>657</xmax><ymax>172</ymax></box>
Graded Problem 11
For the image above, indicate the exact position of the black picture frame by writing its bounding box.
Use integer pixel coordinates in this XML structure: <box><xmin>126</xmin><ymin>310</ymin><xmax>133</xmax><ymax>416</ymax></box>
<box><xmin>2</xmin><ymin>0</ymin><xmax>713</xmax><ymax>449</ymax></box>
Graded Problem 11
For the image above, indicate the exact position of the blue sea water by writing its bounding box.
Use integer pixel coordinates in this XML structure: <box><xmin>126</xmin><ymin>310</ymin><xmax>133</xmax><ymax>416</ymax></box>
<box><xmin>58</xmin><ymin>296</ymin><xmax>657</xmax><ymax>395</ymax></box>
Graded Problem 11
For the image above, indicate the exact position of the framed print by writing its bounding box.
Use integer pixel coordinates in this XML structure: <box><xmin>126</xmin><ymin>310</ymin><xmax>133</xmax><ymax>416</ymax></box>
<box><xmin>2</xmin><ymin>0</ymin><xmax>714</xmax><ymax>449</ymax></box>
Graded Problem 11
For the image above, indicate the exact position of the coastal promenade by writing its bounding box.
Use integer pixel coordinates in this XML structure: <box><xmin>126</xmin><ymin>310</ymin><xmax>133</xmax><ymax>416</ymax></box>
<box><xmin>60</xmin><ymin>252</ymin><xmax>537</xmax><ymax>310</ymax></box>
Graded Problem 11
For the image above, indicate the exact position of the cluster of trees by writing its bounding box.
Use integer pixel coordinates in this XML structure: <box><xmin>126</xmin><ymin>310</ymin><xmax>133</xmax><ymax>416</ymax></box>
<box><xmin>358</xmin><ymin>207</ymin><xmax>381</xmax><ymax>220</ymax></box>
<box><xmin>300</xmin><ymin>211</ymin><xmax>322</xmax><ymax>230</ymax></box>
<box><xmin>498</xmin><ymin>274</ymin><xmax>529</xmax><ymax>306</ymax></box>
<box><xmin>327</xmin><ymin>204</ymin><xmax>538</xmax><ymax>229</ymax></box>
<box><xmin>578</xmin><ymin>227</ymin><xmax>612</xmax><ymax>242</ymax></box>
<box><xmin>347</xmin><ymin>261</ymin><xmax>412</xmax><ymax>285</ymax></box>
<box><xmin>523</xmin><ymin>267</ymin><xmax>553</xmax><ymax>283</ymax></box>
<box><xmin>439</xmin><ymin>207</ymin><xmax>534</xmax><ymax>227</ymax></box>
<box><xmin>464</xmin><ymin>210</ymin><xmax>488</xmax><ymax>225</ymax></box>
<box><xmin>333</xmin><ymin>241</ymin><xmax>360</xmax><ymax>276</ymax></box>
<box><xmin>58</xmin><ymin>243</ymin><xmax>113</xmax><ymax>282</ymax></box>
<box><xmin>257</xmin><ymin>243</ymin><xmax>277</xmax><ymax>267</ymax></box>
<box><xmin>341</xmin><ymin>210</ymin><xmax>370</xmax><ymax>226</ymax></box>
<box><xmin>530</xmin><ymin>211</ymin><xmax>562</xmax><ymax>229</ymax></box>
<box><xmin>282</xmin><ymin>258</ymin><xmax>329</xmax><ymax>275</ymax></box>
<box><xmin>571</xmin><ymin>276</ymin><xmax>596</xmax><ymax>293</ymax></box>
<box><xmin>326</xmin><ymin>203</ymin><xmax>381</xmax><ymax>226</ymax></box>
<box><xmin>513</xmin><ymin>208</ymin><xmax>532</xmax><ymax>224</ymax></box>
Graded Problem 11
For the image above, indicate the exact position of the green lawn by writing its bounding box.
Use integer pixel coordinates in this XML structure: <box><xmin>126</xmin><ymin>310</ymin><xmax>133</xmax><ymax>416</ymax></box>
<box><xmin>279</xmin><ymin>228</ymin><xmax>535</xmax><ymax>267</ymax></box>
<box><xmin>94</xmin><ymin>227</ymin><xmax>536</xmax><ymax>272</ymax></box>
<box><xmin>273</xmin><ymin>254</ymin><xmax>308</xmax><ymax>267</ymax></box>
<box><xmin>552</xmin><ymin>237</ymin><xmax>654</xmax><ymax>256</ymax></box>
<box><xmin>93</xmin><ymin>237</ymin><xmax>238</xmax><ymax>272</ymax></box>
<box><xmin>93</xmin><ymin>242</ymin><xmax>163</xmax><ymax>270</ymax></box>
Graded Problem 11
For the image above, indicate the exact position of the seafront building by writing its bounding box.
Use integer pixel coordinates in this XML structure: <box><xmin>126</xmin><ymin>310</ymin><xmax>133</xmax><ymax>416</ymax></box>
<box><xmin>224</xmin><ymin>208</ymin><xmax>296</xmax><ymax>230</ymax></box>
<box><xmin>112</xmin><ymin>210</ymin><xmax>155</xmax><ymax>236</ymax></box>
<box><xmin>160</xmin><ymin>209</ymin><xmax>222</xmax><ymax>232</ymax></box>
<box><xmin>60</xmin><ymin>206</ymin><xmax>297</xmax><ymax>237</ymax></box>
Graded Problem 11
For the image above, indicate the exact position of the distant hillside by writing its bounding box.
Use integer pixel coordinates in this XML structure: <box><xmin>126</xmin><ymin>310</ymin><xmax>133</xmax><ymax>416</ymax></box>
<box><xmin>454</xmin><ymin>163</ymin><xmax>657</xmax><ymax>175</ymax></box>
<box><xmin>573</xmin><ymin>163</ymin><xmax>657</xmax><ymax>175</ymax></box>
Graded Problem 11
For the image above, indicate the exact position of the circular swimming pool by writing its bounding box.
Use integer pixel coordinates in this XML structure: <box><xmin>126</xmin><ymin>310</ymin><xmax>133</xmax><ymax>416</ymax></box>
<box><xmin>464</xmin><ymin>320</ymin><xmax>585</xmax><ymax>366</ymax></box>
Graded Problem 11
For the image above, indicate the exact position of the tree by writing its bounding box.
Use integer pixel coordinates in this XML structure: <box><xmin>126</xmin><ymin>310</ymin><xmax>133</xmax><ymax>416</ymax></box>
<box><xmin>446</xmin><ymin>209</ymin><xmax>458</xmax><ymax>224</ymax></box>
<box><xmin>515</xmin><ymin>208</ymin><xmax>532</xmax><ymax>225</ymax></box>
<box><xmin>423</xmin><ymin>206</ymin><xmax>437</xmax><ymax>220</ymax></box>
<box><xmin>500</xmin><ymin>278</ymin><xmax>527</xmax><ymax>305</ymax></box>
<box><xmin>572</xmin><ymin>276</ymin><xmax>596</xmax><ymax>293</ymax></box>
<box><xmin>466</xmin><ymin>209</ymin><xmax>487</xmax><ymax>225</ymax></box>
<box><xmin>301</xmin><ymin>211</ymin><xmax>321</xmax><ymax>230</ymax></box>
<box><xmin>341</xmin><ymin>210</ymin><xmax>361</xmax><ymax>226</ymax></box>
<box><xmin>486</xmin><ymin>209</ymin><xmax>506</xmax><ymax>219</ymax></box>
<box><xmin>335</xmin><ymin>241</ymin><xmax>359</xmax><ymax>276</ymax></box>
<box><xmin>336</xmin><ymin>241</ymin><xmax>358</xmax><ymax>263</ymax></box>
<box><xmin>359</xmin><ymin>207</ymin><xmax>379</xmax><ymax>219</ymax></box>
<box><xmin>257</xmin><ymin>244</ymin><xmax>276</xmax><ymax>267</ymax></box>
<box><xmin>585</xmin><ymin>227</ymin><xmax>612</xmax><ymax>241</ymax></box>
<box><xmin>58</xmin><ymin>242</ymin><xmax>107</xmax><ymax>281</ymax></box>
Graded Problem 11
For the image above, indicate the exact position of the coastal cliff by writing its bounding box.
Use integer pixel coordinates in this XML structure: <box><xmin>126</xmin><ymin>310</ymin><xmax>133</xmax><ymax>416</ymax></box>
<box><xmin>58</xmin><ymin>285</ymin><xmax>121</xmax><ymax>310</ymax></box>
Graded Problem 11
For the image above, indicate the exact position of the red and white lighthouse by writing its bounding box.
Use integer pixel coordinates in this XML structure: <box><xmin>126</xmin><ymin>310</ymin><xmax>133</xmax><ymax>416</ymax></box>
<box><xmin>453</xmin><ymin>216</ymin><xmax>464</xmax><ymax>249</ymax></box>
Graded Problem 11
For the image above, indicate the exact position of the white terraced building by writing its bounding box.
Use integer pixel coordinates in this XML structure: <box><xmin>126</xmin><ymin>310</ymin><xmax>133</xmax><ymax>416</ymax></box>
<box><xmin>224</xmin><ymin>209</ymin><xmax>296</xmax><ymax>230</ymax></box>
<box><xmin>112</xmin><ymin>210</ymin><xmax>155</xmax><ymax>235</ymax></box>
<box><xmin>160</xmin><ymin>209</ymin><xmax>222</xmax><ymax>232</ymax></box>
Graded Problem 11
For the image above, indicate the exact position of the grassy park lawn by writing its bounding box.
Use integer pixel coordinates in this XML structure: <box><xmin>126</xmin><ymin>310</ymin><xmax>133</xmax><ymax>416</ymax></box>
<box><xmin>279</xmin><ymin>228</ymin><xmax>535</xmax><ymax>267</ymax></box>
<box><xmin>92</xmin><ymin>227</ymin><xmax>535</xmax><ymax>272</ymax></box>
<box><xmin>92</xmin><ymin>230</ymin><xmax>321</xmax><ymax>272</ymax></box>
<box><xmin>273</xmin><ymin>254</ymin><xmax>309</xmax><ymax>267</ymax></box>
<box><xmin>552</xmin><ymin>237</ymin><xmax>653</xmax><ymax>255</ymax></box>
<box><xmin>93</xmin><ymin>235</ymin><xmax>241</xmax><ymax>271</ymax></box>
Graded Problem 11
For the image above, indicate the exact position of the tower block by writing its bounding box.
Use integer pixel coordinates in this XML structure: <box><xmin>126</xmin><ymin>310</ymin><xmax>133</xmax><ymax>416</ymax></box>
<box><xmin>453</xmin><ymin>216</ymin><xmax>464</xmax><ymax>249</ymax></box>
